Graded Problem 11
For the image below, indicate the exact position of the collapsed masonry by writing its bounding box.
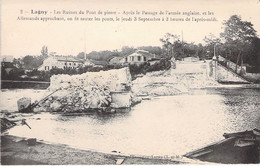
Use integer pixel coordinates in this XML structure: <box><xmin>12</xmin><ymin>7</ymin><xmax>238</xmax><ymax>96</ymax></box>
<box><xmin>132</xmin><ymin>61</ymin><xmax>219</xmax><ymax>96</ymax></box>
<box><xmin>34</xmin><ymin>67</ymin><xmax>140</xmax><ymax>113</ymax></box>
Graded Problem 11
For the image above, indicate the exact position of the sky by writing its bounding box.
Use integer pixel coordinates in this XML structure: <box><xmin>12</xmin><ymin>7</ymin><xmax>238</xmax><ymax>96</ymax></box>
<box><xmin>1</xmin><ymin>0</ymin><xmax>260</xmax><ymax>58</ymax></box>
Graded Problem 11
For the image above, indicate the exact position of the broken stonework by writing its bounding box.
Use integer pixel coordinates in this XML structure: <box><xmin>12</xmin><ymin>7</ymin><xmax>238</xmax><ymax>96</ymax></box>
<box><xmin>37</xmin><ymin>67</ymin><xmax>135</xmax><ymax>112</ymax></box>
<box><xmin>17</xmin><ymin>97</ymin><xmax>31</xmax><ymax>112</ymax></box>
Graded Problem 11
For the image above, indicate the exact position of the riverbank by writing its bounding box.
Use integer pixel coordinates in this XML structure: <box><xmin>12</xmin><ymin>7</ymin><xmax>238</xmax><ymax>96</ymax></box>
<box><xmin>1</xmin><ymin>80</ymin><xmax>50</xmax><ymax>89</ymax></box>
<box><xmin>1</xmin><ymin>135</ymin><xmax>198</xmax><ymax>165</ymax></box>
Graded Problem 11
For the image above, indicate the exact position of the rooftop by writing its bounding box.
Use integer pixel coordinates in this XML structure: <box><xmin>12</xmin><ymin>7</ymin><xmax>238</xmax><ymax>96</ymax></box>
<box><xmin>51</xmin><ymin>55</ymin><xmax>84</xmax><ymax>63</ymax></box>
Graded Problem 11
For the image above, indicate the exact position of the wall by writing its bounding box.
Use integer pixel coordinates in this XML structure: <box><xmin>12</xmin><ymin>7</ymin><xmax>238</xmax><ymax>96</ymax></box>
<box><xmin>211</xmin><ymin>62</ymin><xmax>248</xmax><ymax>83</ymax></box>
<box><xmin>126</xmin><ymin>55</ymin><xmax>146</xmax><ymax>65</ymax></box>
<box><xmin>38</xmin><ymin>57</ymin><xmax>57</xmax><ymax>71</ymax></box>
<box><xmin>218</xmin><ymin>55</ymin><xmax>246</xmax><ymax>73</ymax></box>
<box><xmin>172</xmin><ymin>61</ymin><xmax>207</xmax><ymax>74</ymax></box>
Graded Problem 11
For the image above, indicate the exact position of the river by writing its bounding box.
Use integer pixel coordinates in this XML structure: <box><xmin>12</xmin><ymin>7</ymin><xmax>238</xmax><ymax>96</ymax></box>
<box><xmin>1</xmin><ymin>86</ymin><xmax>260</xmax><ymax>157</ymax></box>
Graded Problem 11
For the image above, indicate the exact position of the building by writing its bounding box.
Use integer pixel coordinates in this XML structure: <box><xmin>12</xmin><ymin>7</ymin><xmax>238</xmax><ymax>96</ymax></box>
<box><xmin>38</xmin><ymin>56</ymin><xmax>84</xmax><ymax>71</ymax></box>
<box><xmin>1</xmin><ymin>62</ymin><xmax>17</xmax><ymax>74</ymax></box>
<box><xmin>122</xmin><ymin>50</ymin><xmax>150</xmax><ymax>65</ymax></box>
<box><xmin>1</xmin><ymin>56</ymin><xmax>18</xmax><ymax>74</ymax></box>
<box><xmin>122</xmin><ymin>50</ymin><xmax>160</xmax><ymax>65</ymax></box>
<box><xmin>107</xmin><ymin>50</ymin><xmax>162</xmax><ymax>66</ymax></box>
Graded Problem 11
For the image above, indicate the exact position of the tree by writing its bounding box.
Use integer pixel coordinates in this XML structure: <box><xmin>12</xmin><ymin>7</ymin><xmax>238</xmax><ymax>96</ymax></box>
<box><xmin>22</xmin><ymin>55</ymin><xmax>38</xmax><ymax>70</ymax></box>
<box><xmin>41</xmin><ymin>46</ymin><xmax>48</xmax><ymax>57</ymax></box>
<box><xmin>203</xmin><ymin>33</ymin><xmax>221</xmax><ymax>58</ymax></box>
<box><xmin>85</xmin><ymin>50</ymin><xmax>119</xmax><ymax>61</ymax></box>
<box><xmin>248</xmin><ymin>37</ymin><xmax>260</xmax><ymax>70</ymax></box>
<box><xmin>120</xmin><ymin>46</ymin><xmax>135</xmax><ymax>56</ymax></box>
<box><xmin>77</xmin><ymin>52</ymin><xmax>85</xmax><ymax>59</ymax></box>
<box><xmin>137</xmin><ymin>46</ymin><xmax>163</xmax><ymax>56</ymax></box>
<box><xmin>160</xmin><ymin>33</ymin><xmax>183</xmax><ymax>59</ymax></box>
<box><xmin>1</xmin><ymin>66</ymin><xmax>8</xmax><ymax>80</ymax></box>
<box><xmin>220</xmin><ymin>15</ymin><xmax>257</xmax><ymax>71</ymax></box>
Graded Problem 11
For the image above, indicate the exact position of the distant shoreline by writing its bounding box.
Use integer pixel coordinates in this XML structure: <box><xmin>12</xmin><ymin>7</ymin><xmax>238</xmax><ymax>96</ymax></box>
<box><xmin>1</xmin><ymin>80</ymin><xmax>50</xmax><ymax>89</ymax></box>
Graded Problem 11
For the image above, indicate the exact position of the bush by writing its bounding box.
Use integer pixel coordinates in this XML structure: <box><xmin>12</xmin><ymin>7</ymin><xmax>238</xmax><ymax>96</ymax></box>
<box><xmin>7</xmin><ymin>68</ymin><xmax>25</xmax><ymax>80</ymax></box>
<box><xmin>246</xmin><ymin>66</ymin><xmax>260</xmax><ymax>73</ymax></box>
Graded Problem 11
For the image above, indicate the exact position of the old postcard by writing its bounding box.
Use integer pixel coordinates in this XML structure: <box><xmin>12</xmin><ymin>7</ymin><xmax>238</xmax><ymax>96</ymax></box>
<box><xmin>1</xmin><ymin>0</ymin><xmax>260</xmax><ymax>165</ymax></box>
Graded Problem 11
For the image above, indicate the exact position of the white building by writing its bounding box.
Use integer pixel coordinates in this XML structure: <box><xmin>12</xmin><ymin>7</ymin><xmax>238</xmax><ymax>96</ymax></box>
<box><xmin>38</xmin><ymin>56</ymin><xmax>84</xmax><ymax>71</ymax></box>
<box><xmin>122</xmin><ymin>50</ymin><xmax>159</xmax><ymax>65</ymax></box>
<box><xmin>123</xmin><ymin>50</ymin><xmax>149</xmax><ymax>65</ymax></box>
<box><xmin>107</xmin><ymin>50</ymin><xmax>161</xmax><ymax>66</ymax></box>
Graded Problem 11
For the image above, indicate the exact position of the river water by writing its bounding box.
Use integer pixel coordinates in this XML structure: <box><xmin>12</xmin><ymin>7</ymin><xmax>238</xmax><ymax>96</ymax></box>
<box><xmin>2</xmin><ymin>86</ymin><xmax>260</xmax><ymax>157</ymax></box>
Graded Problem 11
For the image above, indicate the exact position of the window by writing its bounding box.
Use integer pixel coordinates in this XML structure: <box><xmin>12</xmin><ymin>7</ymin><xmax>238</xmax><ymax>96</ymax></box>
<box><xmin>69</xmin><ymin>63</ymin><xmax>71</xmax><ymax>66</ymax></box>
<box><xmin>131</xmin><ymin>57</ymin><xmax>134</xmax><ymax>61</ymax></box>
<box><xmin>125</xmin><ymin>57</ymin><xmax>127</xmax><ymax>62</ymax></box>
<box><xmin>144</xmin><ymin>57</ymin><xmax>146</xmax><ymax>61</ymax></box>
<box><xmin>138</xmin><ymin>56</ymin><xmax>141</xmax><ymax>61</ymax></box>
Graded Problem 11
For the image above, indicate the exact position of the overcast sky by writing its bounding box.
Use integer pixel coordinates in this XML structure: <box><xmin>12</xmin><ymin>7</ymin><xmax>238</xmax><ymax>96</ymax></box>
<box><xmin>1</xmin><ymin>0</ymin><xmax>260</xmax><ymax>58</ymax></box>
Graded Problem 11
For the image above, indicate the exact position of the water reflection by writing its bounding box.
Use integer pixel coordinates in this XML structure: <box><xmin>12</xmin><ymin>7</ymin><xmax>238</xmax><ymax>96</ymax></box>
<box><xmin>7</xmin><ymin>88</ymin><xmax>260</xmax><ymax>157</ymax></box>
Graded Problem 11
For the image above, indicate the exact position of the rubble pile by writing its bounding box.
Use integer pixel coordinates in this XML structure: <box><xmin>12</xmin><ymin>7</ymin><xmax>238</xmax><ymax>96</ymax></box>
<box><xmin>132</xmin><ymin>68</ymin><xmax>219</xmax><ymax>96</ymax></box>
<box><xmin>48</xmin><ymin>67</ymin><xmax>132</xmax><ymax>91</ymax></box>
<box><xmin>35</xmin><ymin>68</ymin><xmax>133</xmax><ymax>112</ymax></box>
<box><xmin>132</xmin><ymin>70</ymin><xmax>187</xmax><ymax>96</ymax></box>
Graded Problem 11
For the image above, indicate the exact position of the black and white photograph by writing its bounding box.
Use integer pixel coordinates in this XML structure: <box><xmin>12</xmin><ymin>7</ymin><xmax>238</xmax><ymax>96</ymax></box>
<box><xmin>1</xmin><ymin>0</ymin><xmax>260</xmax><ymax>164</ymax></box>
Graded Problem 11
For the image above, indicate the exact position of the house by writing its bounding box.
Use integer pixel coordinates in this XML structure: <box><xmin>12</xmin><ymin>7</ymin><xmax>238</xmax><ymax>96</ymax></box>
<box><xmin>122</xmin><ymin>50</ymin><xmax>149</xmax><ymax>65</ymax></box>
<box><xmin>122</xmin><ymin>50</ymin><xmax>160</xmax><ymax>65</ymax></box>
<box><xmin>1</xmin><ymin>62</ymin><xmax>17</xmax><ymax>74</ymax></box>
<box><xmin>107</xmin><ymin>50</ymin><xmax>162</xmax><ymax>66</ymax></box>
<box><xmin>38</xmin><ymin>55</ymin><xmax>84</xmax><ymax>71</ymax></box>
<box><xmin>1</xmin><ymin>56</ymin><xmax>18</xmax><ymax>74</ymax></box>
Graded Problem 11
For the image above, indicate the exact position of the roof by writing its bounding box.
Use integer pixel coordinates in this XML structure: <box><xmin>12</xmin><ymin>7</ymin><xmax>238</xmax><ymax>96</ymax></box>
<box><xmin>1</xmin><ymin>62</ymin><xmax>16</xmax><ymax>68</ymax></box>
<box><xmin>51</xmin><ymin>56</ymin><xmax>84</xmax><ymax>63</ymax></box>
<box><xmin>127</xmin><ymin>50</ymin><xmax>161</xmax><ymax>59</ymax></box>
<box><xmin>136</xmin><ymin>50</ymin><xmax>149</xmax><ymax>53</ymax></box>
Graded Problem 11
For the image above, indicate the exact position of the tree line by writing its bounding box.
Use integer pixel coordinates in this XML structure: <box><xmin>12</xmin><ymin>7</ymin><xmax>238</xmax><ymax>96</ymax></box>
<box><xmin>160</xmin><ymin>15</ymin><xmax>260</xmax><ymax>72</ymax></box>
<box><xmin>4</xmin><ymin>15</ymin><xmax>260</xmax><ymax>74</ymax></box>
